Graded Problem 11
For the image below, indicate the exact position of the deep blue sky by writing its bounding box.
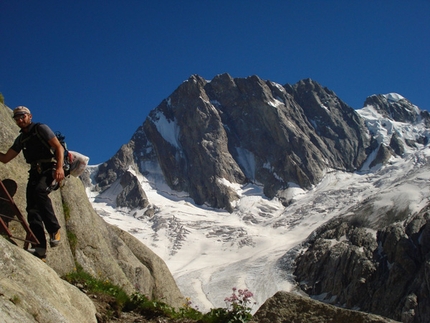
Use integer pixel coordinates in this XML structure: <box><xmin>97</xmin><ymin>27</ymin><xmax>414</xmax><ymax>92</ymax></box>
<box><xmin>1</xmin><ymin>1</ymin><xmax>429</xmax><ymax>164</ymax></box>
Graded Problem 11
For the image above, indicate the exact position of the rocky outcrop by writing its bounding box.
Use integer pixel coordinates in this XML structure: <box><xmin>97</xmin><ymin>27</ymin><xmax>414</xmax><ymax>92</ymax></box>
<box><xmin>0</xmin><ymin>237</ymin><xmax>97</xmax><ymax>323</ymax></box>
<box><xmin>390</xmin><ymin>132</ymin><xmax>405</xmax><ymax>156</ymax></box>
<box><xmin>293</xmin><ymin>203</ymin><xmax>430</xmax><ymax>323</ymax></box>
<box><xmin>116</xmin><ymin>170</ymin><xmax>149</xmax><ymax>209</ymax></box>
<box><xmin>94</xmin><ymin>75</ymin><xmax>372</xmax><ymax>210</ymax></box>
<box><xmin>369</xmin><ymin>144</ymin><xmax>392</xmax><ymax>168</ymax></box>
<box><xmin>252</xmin><ymin>291</ymin><xmax>399</xmax><ymax>323</ymax></box>
<box><xmin>95</xmin><ymin>142</ymin><xmax>136</xmax><ymax>190</ymax></box>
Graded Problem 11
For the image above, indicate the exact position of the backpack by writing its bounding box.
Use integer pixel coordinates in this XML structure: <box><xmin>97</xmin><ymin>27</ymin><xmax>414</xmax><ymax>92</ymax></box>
<box><xmin>51</xmin><ymin>131</ymin><xmax>90</xmax><ymax>178</ymax></box>
<box><xmin>28</xmin><ymin>123</ymin><xmax>89</xmax><ymax>178</ymax></box>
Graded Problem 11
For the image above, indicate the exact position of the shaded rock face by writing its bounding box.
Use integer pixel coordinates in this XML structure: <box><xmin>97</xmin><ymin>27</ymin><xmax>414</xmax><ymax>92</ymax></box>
<box><xmin>252</xmin><ymin>291</ymin><xmax>399</xmax><ymax>323</ymax></box>
<box><xmin>369</xmin><ymin>144</ymin><xmax>392</xmax><ymax>168</ymax></box>
<box><xmin>117</xmin><ymin>170</ymin><xmax>149</xmax><ymax>209</ymax></box>
<box><xmin>293</xmin><ymin>204</ymin><xmax>430</xmax><ymax>323</ymax></box>
<box><xmin>95</xmin><ymin>142</ymin><xmax>136</xmax><ymax>190</ymax></box>
<box><xmin>94</xmin><ymin>74</ymin><xmax>372</xmax><ymax>210</ymax></box>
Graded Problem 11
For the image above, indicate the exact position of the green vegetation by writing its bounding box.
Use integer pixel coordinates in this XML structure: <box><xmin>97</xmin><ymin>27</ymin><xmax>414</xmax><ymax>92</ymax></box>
<box><xmin>127</xmin><ymin>289</ymin><xmax>254</xmax><ymax>322</ymax></box>
<box><xmin>0</xmin><ymin>93</ymin><xmax>4</xmax><ymax>104</ymax></box>
<box><xmin>63</xmin><ymin>265</ymin><xmax>254</xmax><ymax>322</ymax></box>
<box><xmin>63</xmin><ymin>264</ymin><xmax>129</xmax><ymax>307</ymax></box>
<box><xmin>66</xmin><ymin>230</ymin><xmax>78</xmax><ymax>255</ymax></box>
<box><xmin>126</xmin><ymin>292</ymin><xmax>201</xmax><ymax>320</ymax></box>
<box><xmin>61</xmin><ymin>199</ymin><xmax>78</xmax><ymax>255</ymax></box>
<box><xmin>62</xmin><ymin>199</ymin><xmax>71</xmax><ymax>222</ymax></box>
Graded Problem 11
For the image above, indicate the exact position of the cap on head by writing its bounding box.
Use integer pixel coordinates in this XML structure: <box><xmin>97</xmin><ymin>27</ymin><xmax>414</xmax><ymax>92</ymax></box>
<box><xmin>12</xmin><ymin>106</ymin><xmax>31</xmax><ymax>118</ymax></box>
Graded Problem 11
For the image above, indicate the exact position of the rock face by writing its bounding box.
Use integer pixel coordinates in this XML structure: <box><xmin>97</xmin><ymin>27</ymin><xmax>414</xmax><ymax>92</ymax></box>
<box><xmin>0</xmin><ymin>237</ymin><xmax>97</xmax><ymax>323</ymax></box>
<box><xmin>293</xmin><ymin>204</ymin><xmax>430</xmax><ymax>323</ymax></box>
<box><xmin>286</xmin><ymin>79</ymin><xmax>370</xmax><ymax>170</ymax></box>
<box><xmin>0</xmin><ymin>103</ymin><xmax>185</xmax><ymax>321</ymax></box>
<box><xmin>117</xmin><ymin>170</ymin><xmax>149</xmax><ymax>209</ymax></box>
<box><xmin>95</xmin><ymin>142</ymin><xmax>136</xmax><ymax>190</ymax></box>
<box><xmin>252</xmin><ymin>291</ymin><xmax>399</xmax><ymax>323</ymax></box>
<box><xmin>94</xmin><ymin>74</ymin><xmax>372</xmax><ymax>210</ymax></box>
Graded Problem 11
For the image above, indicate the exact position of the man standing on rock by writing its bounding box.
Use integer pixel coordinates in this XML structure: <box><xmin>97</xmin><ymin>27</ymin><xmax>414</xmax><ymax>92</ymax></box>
<box><xmin>0</xmin><ymin>106</ymin><xmax>62</xmax><ymax>260</ymax></box>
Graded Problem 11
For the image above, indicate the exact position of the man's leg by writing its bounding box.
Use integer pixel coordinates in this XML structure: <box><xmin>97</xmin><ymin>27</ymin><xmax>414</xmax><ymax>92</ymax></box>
<box><xmin>27</xmin><ymin>172</ymin><xmax>61</xmax><ymax>252</ymax></box>
<box><xmin>34</xmin><ymin>172</ymin><xmax>61</xmax><ymax>234</ymax></box>
<box><xmin>35</xmin><ymin>172</ymin><xmax>61</xmax><ymax>247</ymax></box>
<box><xmin>26</xmin><ymin>175</ymin><xmax>48</xmax><ymax>256</ymax></box>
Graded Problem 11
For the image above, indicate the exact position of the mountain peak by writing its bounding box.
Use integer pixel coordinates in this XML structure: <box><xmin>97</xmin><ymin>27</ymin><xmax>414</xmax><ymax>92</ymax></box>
<box><xmin>363</xmin><ymin>93</ymin><xmax>423</xmax><ymax>123</ymax></box>
<box><xmin>95</xmin><ymin>75</ymin><xmax>373</xmax><ymax>211</ymax></box>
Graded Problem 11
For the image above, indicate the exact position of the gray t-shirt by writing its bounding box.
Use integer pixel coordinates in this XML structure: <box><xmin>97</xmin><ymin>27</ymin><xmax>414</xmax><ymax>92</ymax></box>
<box><xmin>11</xmin><ymin>123</ymin><xmax>55</xmax><ymax>153</ymax></box>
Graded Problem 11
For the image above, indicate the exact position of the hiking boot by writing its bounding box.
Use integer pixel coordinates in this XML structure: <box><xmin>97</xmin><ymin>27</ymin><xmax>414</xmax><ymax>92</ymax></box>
<box><xmin>27</xmin><ymin>247</ymin><xmax>47</xmax><ymax>262</ymax></box>
<box><xmin>50</xmin><ymin>230</ymin><xmax>61</xmax><ymax>247</ymax></box>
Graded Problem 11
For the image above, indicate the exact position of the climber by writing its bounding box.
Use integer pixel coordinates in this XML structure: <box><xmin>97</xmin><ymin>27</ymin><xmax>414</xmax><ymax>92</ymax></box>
<box><xmin>0</xmin><ymin>106</ymin><xmax>62</xmax><ymax>260</ymax></box>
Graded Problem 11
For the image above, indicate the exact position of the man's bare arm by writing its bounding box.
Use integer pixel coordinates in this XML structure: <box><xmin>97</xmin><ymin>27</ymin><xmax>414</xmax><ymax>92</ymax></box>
<box><xmin>0</xmin><ymin>149</ymin><xmax>19</xmax><ymax>164</ymax></box>
<box><xmin>48</xmin><ymin>136</ymin><xmax>65</xmax><ymax>182</ymax></box>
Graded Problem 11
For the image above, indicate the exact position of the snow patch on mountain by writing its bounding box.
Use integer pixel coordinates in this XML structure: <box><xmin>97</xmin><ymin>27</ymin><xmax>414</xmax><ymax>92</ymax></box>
<box><xmin>384</xmin><ymin>93</ymin><xmax>404</xmax><ymax>102</ymax></box>
<box><xmin>235</xmin><ymin>147</ymin><xmax>256</xmax><ymax>180</ymax></box>
<box><xmin>150</xmin><ymin>110</ymin><xmax>181</xmax><ymax>148</ymax></box>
